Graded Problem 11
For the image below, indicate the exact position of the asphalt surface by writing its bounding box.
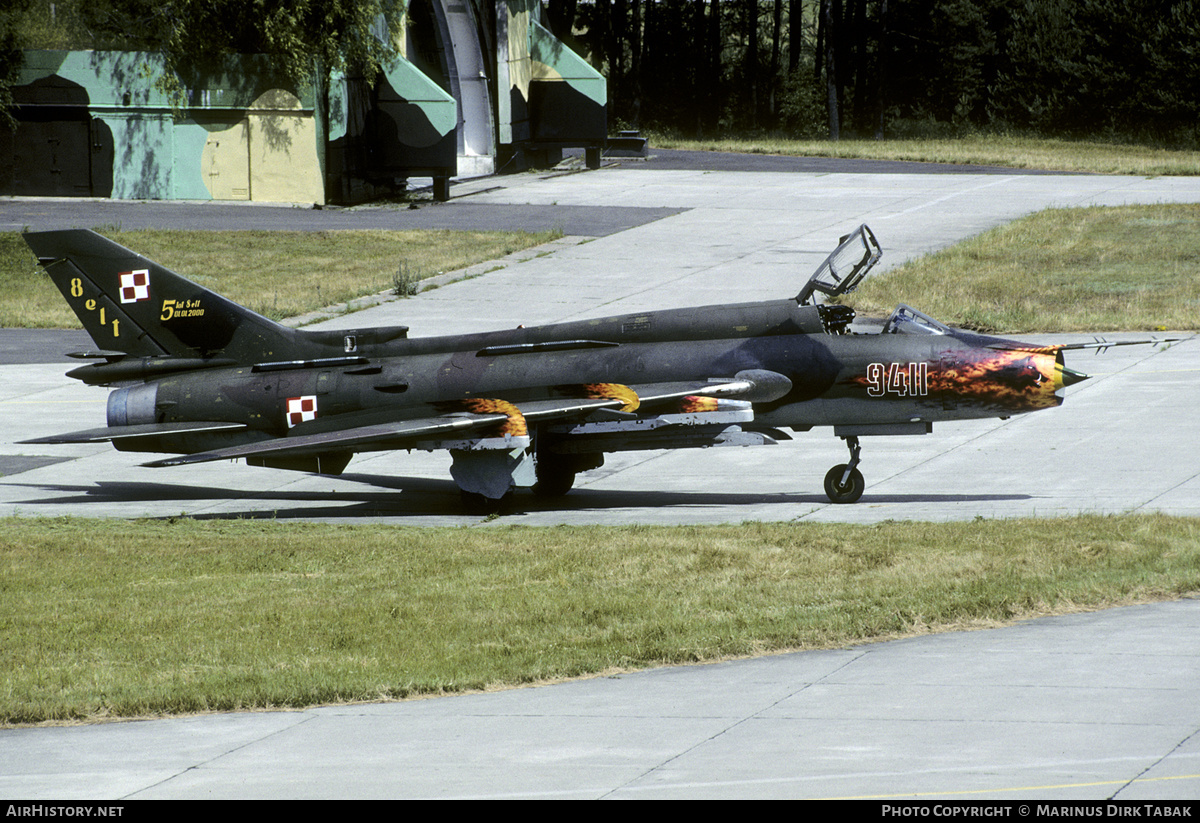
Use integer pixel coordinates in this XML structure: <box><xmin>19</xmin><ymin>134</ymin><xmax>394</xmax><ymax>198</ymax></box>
<box><xmin>1</xmin><ymin>197</ymin><xmax>685</xmax><ymax>237</ymax></box>
<box><xmin>2</xmin><ymin>152</ymin><xmax>1199</xmax><ymax>799</ymax></box>
<box><xmin>0</xmin><ymin>149</ymin><xmax>1055</xmax><ymax>236</ymax></box>
<box><xmin>4</xmin><ymin>155</ymin><xmax>1197</xmax><ymax>524</ymax></box>
<box><xmin>607</xmin><ymin>147</ymin><xmax>1070</xmax><ymax>174</ymax></box>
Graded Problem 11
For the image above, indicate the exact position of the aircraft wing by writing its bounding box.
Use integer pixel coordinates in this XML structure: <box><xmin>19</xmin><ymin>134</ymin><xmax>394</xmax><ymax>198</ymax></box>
<box><xmin>630</xmin><ymin>369</ymin><xmax>793</xmax><ymax>405</ymax></box>
<box><xmin>142</xmin><ymin>411</ymin><xmax>514</xmax><ymax>468</ymax></box>
<box><xmin>138</xmin><ymin>374</ymin><xmax>788</xmax><ymax>469</ymax></box>
<box><xmin>141</xmin><ymin>397</ymin><xmax>628</xmax><ymax>468</ymax></box>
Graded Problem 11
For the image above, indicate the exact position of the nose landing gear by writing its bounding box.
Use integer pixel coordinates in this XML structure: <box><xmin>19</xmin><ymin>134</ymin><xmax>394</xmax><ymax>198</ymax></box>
<box><xmin>823</xmin><ymin>435</ymin><xmax>864</xmax><ymax>504</ymax></box>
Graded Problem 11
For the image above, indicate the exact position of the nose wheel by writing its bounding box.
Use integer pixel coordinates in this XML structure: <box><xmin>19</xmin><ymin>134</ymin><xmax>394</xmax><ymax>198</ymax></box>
<box><xmin>824</xmin><ymin>436</ymin><xmax>864</xmax><ymax>504</ymax></box>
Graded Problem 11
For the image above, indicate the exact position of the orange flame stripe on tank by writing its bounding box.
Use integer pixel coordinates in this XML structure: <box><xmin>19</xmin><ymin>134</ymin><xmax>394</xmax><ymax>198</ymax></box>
<box><xmin>580</xmin><ymin>383</ymin><xmax>640</xmax><ymax>412</ymax></box>
<box><xmin>678</xmin><ymin>395</ymin><xmax>719</xmax><ymax>413</ymax></box>
<box><xmin>453</xmin><ymin>398</ymin><xmax>528</xmax><ymax>436</ymax></box>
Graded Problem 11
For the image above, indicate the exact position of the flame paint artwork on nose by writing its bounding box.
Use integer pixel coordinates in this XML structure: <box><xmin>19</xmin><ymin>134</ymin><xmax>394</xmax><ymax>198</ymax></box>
<box><xmin>932</xmin><ymin>349</ymin><xmax>1067</xmax><ymax>411</ymax></box>
<box><xmin>851</xmin><ymin>349</ymin><xmax>1089</xmax><ymax>412</ymax></box>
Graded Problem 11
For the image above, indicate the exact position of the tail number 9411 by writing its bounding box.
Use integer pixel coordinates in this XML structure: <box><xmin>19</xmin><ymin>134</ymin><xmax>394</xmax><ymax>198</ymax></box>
<box><xmin>866</xmin><ymin>362</ymin><xmax>929</xmax><ymax>398</ymax></box>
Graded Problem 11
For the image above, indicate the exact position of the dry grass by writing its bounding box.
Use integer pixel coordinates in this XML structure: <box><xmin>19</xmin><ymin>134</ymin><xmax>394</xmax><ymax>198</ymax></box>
<box><xmin>652</xmin><ymin>134</ymin><xmax>1200</xmax><ymax>176</ymax></box>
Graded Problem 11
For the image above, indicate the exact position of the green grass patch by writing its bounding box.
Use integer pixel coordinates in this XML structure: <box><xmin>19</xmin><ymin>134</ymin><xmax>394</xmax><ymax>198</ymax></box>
<box><xmin>650</xmin><ymin>134</ymin><xmax>1200</xmax><ymax>176</ymax></box>
<box><xmin>3</xmin><ymin>514</ymin><xmax>1198</xmax><ymax>724</ymax></box>
<box><xmin>0</xmin><ymin>229</ymin><xmax>561</xmax><ymax>328</ymax></box>
<box><xmin>5</xmin><ymin>205</ymin><xmax>1197</xmax><ymax>334</ymax></box>
<box><xmin>846</xmin><ymin>204</ymin><xmax>1200</xmax><ymax>333</ymax></box>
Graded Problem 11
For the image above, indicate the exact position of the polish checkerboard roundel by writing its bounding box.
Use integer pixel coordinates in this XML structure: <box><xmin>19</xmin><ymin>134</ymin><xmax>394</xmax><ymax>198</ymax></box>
<box><xmin>286</xmin><ymin>396</ymin><xmax>317</xmax><ymax>428</ymax></box>
<box><xmin>119</xmin><ymin>269</ymin><xmax>150</xmax><ymax>304</ymax></box>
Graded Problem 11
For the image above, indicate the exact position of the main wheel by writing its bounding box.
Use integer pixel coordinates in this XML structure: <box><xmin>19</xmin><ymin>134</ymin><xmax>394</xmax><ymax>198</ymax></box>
<box><xmin>531</xmin><ymin>463</ymin><xmax>576</xmax><ymax>497</ymax></box>
<box><xmin>824</xmin><ymin>464</ymin><xmax>865</xmax><ymax>504</ymax></box>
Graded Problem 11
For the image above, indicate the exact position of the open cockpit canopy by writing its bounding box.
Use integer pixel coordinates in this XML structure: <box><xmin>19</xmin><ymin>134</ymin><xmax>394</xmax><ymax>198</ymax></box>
<box><xmin>796</xmin><ymin>224</ymin><xmax>882</xmax><ymax>306</ymax></box>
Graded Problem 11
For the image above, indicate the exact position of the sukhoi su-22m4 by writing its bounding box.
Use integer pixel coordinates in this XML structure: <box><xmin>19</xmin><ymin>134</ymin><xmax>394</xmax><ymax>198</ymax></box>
<box><xmin>23</xmin><ymin>226</ymin><xmax>1117</xmax><ymax>512</ymax></box>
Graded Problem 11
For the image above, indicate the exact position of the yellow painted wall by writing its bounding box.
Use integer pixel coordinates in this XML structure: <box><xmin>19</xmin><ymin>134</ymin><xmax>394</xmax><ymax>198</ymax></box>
<box><xmin>201</xmin><ymin>90</ymin><xmax>324</xmax><ymax>205</ymax></box>
<box><xmin>202</xmin><ymin>121</ymin><xmax>250</xmax><ymax>200</ymax></box>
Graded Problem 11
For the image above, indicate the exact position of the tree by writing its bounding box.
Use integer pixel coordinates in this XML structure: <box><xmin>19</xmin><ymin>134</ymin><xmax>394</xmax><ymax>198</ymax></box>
<box><xmin>4</xmin><ymin>0</ymin><xmax>406</xmax><ymax>108</ymax></box>
<box><xmin>820</xmin><ymin>0</ymin><xmax>838</xmax><ymax>139</ymax></box>
<box><xmin>12</xmin><ymin>0</ymin><xmax>1194</xmax><ymax>145</ymax></box>
<box><xmin>153</xmin><ymin>0</ymin><xmax>404</xmax><ymax>105</ymax></box>
<box><xmin>0</xmin><ymin>0</ymin><xmax>32</xmax><ymax>127</ymax></box>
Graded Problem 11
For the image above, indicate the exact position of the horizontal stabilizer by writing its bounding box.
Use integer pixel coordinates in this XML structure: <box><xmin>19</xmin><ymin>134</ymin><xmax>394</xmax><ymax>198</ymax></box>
<box><xmin>20</xmin><ymin>421</ymin><xmax>248</xmax><ymax>445</ymax></box>
<box><xmin>67</xmin><ymin>356</ymin><xmax>239</xmax><ymax>385</ymax></box>
<box><xmin>142</xmin><ymin>412</ymin><xmax>511</xmax><ymax>468</ymax></box>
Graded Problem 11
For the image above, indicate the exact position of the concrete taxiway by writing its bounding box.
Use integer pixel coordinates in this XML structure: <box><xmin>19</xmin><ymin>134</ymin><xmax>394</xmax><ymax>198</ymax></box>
<box><xmin>2</xmin><ymin>159</ymin><xmax>1198</xmax><ymax>524</ymax></box>
<box><xmin>2</xmin><ymin>155</ymin><xmax>1199</xmax><ymax>798</ymax></box>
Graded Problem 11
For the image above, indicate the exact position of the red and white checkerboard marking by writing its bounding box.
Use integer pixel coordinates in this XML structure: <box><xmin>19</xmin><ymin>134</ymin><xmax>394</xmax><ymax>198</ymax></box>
<box><xmin>119</xmin><ymin>269</ymin><xmax>150</xmax><ymax>303</ymax></box>
<box><xmin>286</xmin><ymin>396</ymin><xmax>317</xmax><ymax>428</ymax></box>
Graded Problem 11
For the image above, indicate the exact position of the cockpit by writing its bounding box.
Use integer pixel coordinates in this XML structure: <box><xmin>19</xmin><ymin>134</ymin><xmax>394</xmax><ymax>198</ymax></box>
<box><xmin>797</xmin><ymin>224</ymin><xmax>955</xmax><ymax>339</ymax></box>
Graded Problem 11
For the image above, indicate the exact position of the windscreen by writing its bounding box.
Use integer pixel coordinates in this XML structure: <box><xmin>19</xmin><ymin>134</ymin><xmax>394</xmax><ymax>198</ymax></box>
<box><xmin>882</xmin><ymin>304</ymin><xmax>950</xmax><ymax>335</ymax></box>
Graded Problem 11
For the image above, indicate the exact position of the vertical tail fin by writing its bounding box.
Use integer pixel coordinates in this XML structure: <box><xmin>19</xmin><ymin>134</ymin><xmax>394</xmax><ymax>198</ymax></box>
<box><xmin>24</xmin><ymin>229</ymin><xmax>300</xmax><ymax>361</ymax></box>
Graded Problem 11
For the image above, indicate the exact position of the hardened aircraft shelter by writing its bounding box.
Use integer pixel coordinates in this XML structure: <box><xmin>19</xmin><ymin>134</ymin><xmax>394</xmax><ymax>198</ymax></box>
<box><xmin>1</xmin><ymin>0</ymin><xmax>606</xmax><ymax>204</ymax></box>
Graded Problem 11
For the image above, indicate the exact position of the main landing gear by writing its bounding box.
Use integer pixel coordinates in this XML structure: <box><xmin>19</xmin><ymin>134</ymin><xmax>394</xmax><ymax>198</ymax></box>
<box><xmin>456</xmin><ymin>449</ymin><xmax>604</xmax><ymax>513</ymax></box>
<box><xmin>530</xmin><ymin>453</ymin><xmax>576</xmax><ymax>498</ymax></box>
<box><xmin>823</xmin><ymin>435</ymin><xmax>865</xmax><ymax>504</ymax></box>
<box><xmin>530</xmin><ymin>451</ymin><xmax>603</xmax><ymax>499</ymax></box>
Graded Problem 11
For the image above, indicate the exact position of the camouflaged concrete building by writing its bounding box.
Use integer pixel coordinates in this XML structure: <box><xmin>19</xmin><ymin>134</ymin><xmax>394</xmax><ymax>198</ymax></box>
<box><xmin>1</xmin><ymin>0</ymin><xmax>606</xmax><ymax>204</ymax></box>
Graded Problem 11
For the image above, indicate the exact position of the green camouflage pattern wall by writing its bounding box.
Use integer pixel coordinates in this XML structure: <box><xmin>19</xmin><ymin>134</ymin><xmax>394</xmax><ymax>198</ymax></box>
<box><xmin>3</xmin><ymin>2</ymin><xmax>605</xmax><ymax>203</ymax></box>
<box><xmin>4</xmin><ymin>50</ymin><xmax>325</xmax><ymax>203</ymax></box>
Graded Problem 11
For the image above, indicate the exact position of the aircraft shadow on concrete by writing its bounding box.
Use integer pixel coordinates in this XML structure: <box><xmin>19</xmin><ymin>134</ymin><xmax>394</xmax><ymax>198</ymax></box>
<box><xmin>3</xmin><ymin>473</ymin><xmax>1032</xmax><ymax>520</ymax></box>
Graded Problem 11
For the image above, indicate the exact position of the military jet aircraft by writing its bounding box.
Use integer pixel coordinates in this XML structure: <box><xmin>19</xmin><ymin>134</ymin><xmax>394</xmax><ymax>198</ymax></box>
<box><xmin>23</xmin><ymin>225</ymin><xmax>1123</xmax><ymax>511</ymax></box>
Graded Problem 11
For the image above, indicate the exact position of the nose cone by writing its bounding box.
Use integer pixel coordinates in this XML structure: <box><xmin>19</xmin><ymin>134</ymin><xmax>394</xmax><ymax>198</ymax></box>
<box><xmin>1059</xmin><ymin>365</ymin><xmax>1090</xmax><ymax>388</ymax></box>
<box><xmin>1053</xmin><ymin>349</ymin><xmax>1089</xmax><ymax>397</ymax></box>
